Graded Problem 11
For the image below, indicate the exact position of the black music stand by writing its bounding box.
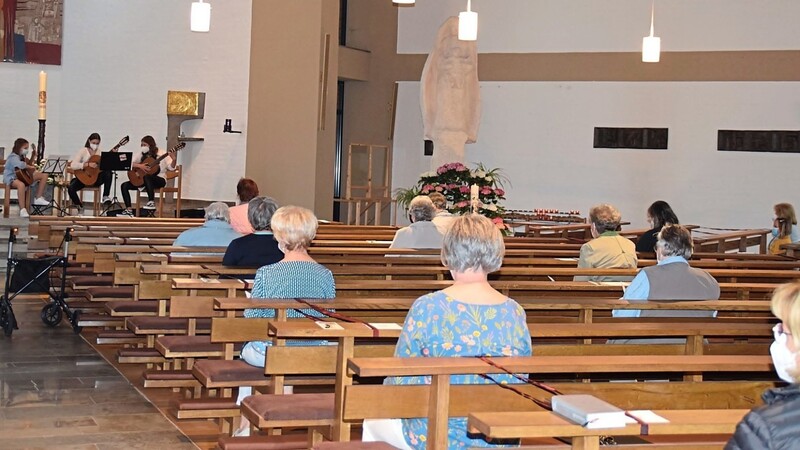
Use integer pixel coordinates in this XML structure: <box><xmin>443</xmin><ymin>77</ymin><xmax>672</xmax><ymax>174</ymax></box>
<box><xmin>30</xmin><ymin>157</ymin><xmax>70</xmax><ymax>216</ymax></box>
<box><xmin>99</xmin><ymin>152</ymin><xmax>132</xmax><ymax>216</ymax></box>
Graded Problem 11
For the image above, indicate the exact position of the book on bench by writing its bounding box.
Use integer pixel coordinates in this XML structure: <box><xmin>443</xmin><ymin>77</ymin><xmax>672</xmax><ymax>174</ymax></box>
<box><xmin>552</xmin><ymin>395</ymin><xmax>634</xmax><ymax>429</ymax></box>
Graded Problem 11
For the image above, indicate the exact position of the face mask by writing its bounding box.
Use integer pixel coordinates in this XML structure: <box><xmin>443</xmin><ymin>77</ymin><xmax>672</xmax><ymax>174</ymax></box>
<box><xmin>21</xmin><ymin>147</ymin><xmax>30</xmax><ymax>156</ymax></box>
<box><xmin>141</xmin><ymin>146</ymin><xmax>149</xmax><ymax>151</ymax></box>
<box><xmin>770</xmin><ymin>326</ymin><xmax>798</xmax><ymax>383</ymax></box>
<box><xmin>90</xmin><ymin>144</ymin><xmax>99</xmax><ymax>151</ymax></box>
<box><xmin>772</xmin><ymin>228</ymin><xmax>780</xmax><ymax>238</ymax></box>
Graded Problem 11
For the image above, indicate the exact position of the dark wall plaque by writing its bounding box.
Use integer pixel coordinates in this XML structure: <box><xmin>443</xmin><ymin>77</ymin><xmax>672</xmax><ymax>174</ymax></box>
<box><xmin>593</xmin><ymin>127</ymin><xmax>668</xmax><ymax>150</ymax></box>
<box><xmin>718</xmin><ymin>130</ymin><xmax>800</xmax><ymax>153</ymax></box>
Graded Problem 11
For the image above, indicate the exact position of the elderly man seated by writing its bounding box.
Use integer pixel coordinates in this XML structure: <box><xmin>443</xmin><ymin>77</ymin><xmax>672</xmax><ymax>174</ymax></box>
<box><xmin>389</xmin><ymin>195</ymin><xmax>444</xmax><ymax>250</ymax></box>
<box><xmin>173</xmin><ymin>202</ymin><xmax>242</xmax><ymax>248</ymax></box>
<box><xmin>429</xmin><ymin>192</ymin><xmax>456</xmax><ymax>234</ymax></box>
<box><xmin>615</xmin><ymin>224</ymin><xmax>720</xmax><ymax>318</ymax></box>
<box><xmin>574</xmin><ymin>203</ymin><xmax>637</xmax><ymax>282</ymax></box>
<box><xmin>223</xmin><ymin>196</ymin><xmax>284</xmax><ymax>267</ymax></box>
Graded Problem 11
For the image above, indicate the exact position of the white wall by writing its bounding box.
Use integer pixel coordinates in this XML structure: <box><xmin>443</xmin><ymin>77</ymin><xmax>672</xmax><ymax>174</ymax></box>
<box><xmin>392</xmin><ymin>81</ymin><xmax>800</xmax><ymax>229</ymax></box>
<box><xmin>398</xmin><ymin>0</ymin><xmax>800</xmax><ymax>54</ymax></box>
<box><xmin>0</xmin><ymin>0</ymin><xmax>252</xmax><ymax>202</ymax></box>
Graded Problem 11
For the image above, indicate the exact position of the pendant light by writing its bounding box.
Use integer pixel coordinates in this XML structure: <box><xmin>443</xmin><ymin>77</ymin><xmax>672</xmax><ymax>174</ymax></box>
<box><xmin>191</xmin><ymin>0</ymin><xmax>211</xmax><ymax>33</ymax></box>
<box><xmin>642</xmin><ymin>1</ymin><xmax>660</xmax><ymax>63</ymax></box>
<box><xmin>458</xmin><ymin>0</ymin><xmax>478</xmax><ymax>41</ymax></box>
<box><xmin>393</xmin><ymin>0</ymin><xmax>415</xmax><ymax>4</ymax></box>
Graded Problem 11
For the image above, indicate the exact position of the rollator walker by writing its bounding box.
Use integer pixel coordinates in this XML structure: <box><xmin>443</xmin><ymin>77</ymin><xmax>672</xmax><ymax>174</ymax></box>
<box><xmin>0</xmin><ymin>227</ymin><xmax>81</xmax><ymax>336</ymax></box>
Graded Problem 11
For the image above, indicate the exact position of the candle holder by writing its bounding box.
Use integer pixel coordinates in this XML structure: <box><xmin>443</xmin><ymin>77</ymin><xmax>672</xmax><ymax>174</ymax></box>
<box><xmin>37</xmin><ymin>119</ymin><xmax>46</xmax><ymax>165</ymax></box>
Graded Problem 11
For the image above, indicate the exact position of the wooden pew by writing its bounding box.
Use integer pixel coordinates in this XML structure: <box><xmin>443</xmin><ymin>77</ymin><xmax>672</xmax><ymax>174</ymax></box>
<box><xmin>467</xmin><ymin>409</ymin><xmax>748</xmax><ymax>450</ymax></box>
<box><xmin>345</xmin><ymin>355</ymin><xmax>773</xmax><ymax>448</ymax></box>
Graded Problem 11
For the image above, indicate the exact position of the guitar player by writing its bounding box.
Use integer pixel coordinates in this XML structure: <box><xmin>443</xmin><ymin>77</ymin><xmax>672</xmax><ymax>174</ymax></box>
<box><xmin>119</xmin><ymin>135</ymin><xmax>175</xmax><ymax>217</ymax></box>
<box><xmin>67</xmin><ymin>132</ymin><xmax>114</xmax><ymax>214</ymax></box>
<box><xmin>3</xmin><ymin>138</ymin><xmax>50</xmax><ymax>218</ymax></box>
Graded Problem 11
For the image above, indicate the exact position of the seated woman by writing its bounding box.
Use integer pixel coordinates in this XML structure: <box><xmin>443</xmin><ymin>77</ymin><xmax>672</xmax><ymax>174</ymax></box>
<box><xmin>233</xmin><ymin>205</ymin><xmax>335</xmax><ymax>436</ymax></box>
<box><xmin>67</xmin><ymin>133</ymin><xmax>113</xmax><ymax>214</ymax></box>
<box><xmin>119</xmin><ymin>135</ymin><xmax>175</xmax><ymax>216</ymax></box>
<box><xmin>769</xmin><ymin>203</ymin><xmax>800</xmax><ymax>255</ymax></box>
<box><xmin>635</xmin><ymin>200</ymin><xmax>679</xmax><ymax>253</ymax></box>
<box><xmin>229</xmin><ymin>178</ymin><xmax>259</xmax><ymax>234</ymax></box>
<box><xmin>364</xmin><ymin>214</ymin><xmax>532</xmax><ymax>449</ymax></box>
<box><xmin>574</xmin><ymin>203</ymin><xmax>637</xmax><ymax>282</ymax></box>
<box><xmin>3</xmin><ymin>138</ymin><xmax>49</xmax><ymax>218</ymax></box>
<box><xmin>726</xmin><ymin>282</ymin><xmax>800</xmax><ymax>449</ymax></box>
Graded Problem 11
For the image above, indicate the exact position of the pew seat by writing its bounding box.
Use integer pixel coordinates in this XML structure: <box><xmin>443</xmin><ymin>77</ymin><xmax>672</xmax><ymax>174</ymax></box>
<box><xmin>216</xmin><ymin>435</ymin><xmax>308</xmax><ymax>450</ymax></box>
<box><xmin>83</xmin><ymin>286</ymin><xmax>135</xmax><ymax>301</ymax></box>
<box><xmin>106</xmin><ymin>300</ymin><xmax>159</xmax><ymax>316</ymax></box>
<box><xmin>155</xmin><ymin>335</ymin><xmax>236</xmax><ymax>358</ymax></box>
<box><xmin>142</xmin><ymin>369</ymin><xmax>201</xmax><ymax>388</ymax></box>
<box><xmin>242</xmin><ymin>393</ymin><xmax>336</xmax><ymax>427</ymax></box>
<box><xmin>70</xmin><ymin>275</ymin><xmax>113</xmax><ymax>290</ymax></box>
<box><xmin>126</xmin><ymin>317</ymin><xmax>211</xmax><ymax>335</ymax></box>
<box><xmin>192</xmin><ymin>360</ymin><xmax>275</xmax><ymax>388</ymax></box>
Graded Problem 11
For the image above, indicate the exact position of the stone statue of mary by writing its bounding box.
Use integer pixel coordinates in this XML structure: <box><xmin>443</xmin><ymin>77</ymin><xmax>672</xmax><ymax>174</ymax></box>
<box><xmin>421</xmin><ymin>16</ymin><xmax>481</xmax><ymax>169</ymax></box>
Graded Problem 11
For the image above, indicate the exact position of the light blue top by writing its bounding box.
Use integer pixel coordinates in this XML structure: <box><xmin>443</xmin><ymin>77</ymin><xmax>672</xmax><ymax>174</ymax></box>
<box><xmin>3</xmin><ymin>153</ymin><xmax>26</xmax><ymax>185</ymax></box>
<box><xmin>388</xmin><ymin>291</ymin><xmax>532</xmax><ymax>449</ymax></box>
<box><xmin>172</xmin><ymin>220</ymin><xmax>242</xmax><ymax>248</ymax></box>
<box><xmin>614</xmin><ymin>255</ymin><xmax>685</xmax><ymax>318</ymax></box>
<box><xmin>244</xmin><ymin>260</ymin><xmax>336</xmax><ymax>354</ymax></box>
<box><xmin>792</xmin><ymin>226</ymin><xmax>800</xmax><ymax>243</ymax></box>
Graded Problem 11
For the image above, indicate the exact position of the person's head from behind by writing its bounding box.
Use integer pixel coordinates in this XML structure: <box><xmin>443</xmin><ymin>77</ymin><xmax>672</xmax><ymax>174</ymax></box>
<box><xmin>428</xmin><ymin>192</ymin><xmax>447</xmax><ymax>212</ymax></box>
<box><xmin>441</xmin><ymin>214</ymin><xmax>505</xmax><ymax>277</ymax></box>
<box><xmin>774</xmin><ymin>203</ymin><xmax>797</xmax><ymax>239</ymax></box>
<box><xmin>140</xmin><ymin>135</ymin><xmax>157</xmax><ymax>153</ymax></box>
<box><xmin>769</xmin><ymin>282</ymin><xmax>800</xmax><ymax>383</ymax></box>
<box><xmin>647</xmin><ymin>200</ymin><xmax>679</xmax><ymax>230</ymax></box>
<box><xmin>408</xmin><ymin>196</ymin><xmax>435</xmax><ymax>223</ymax></box>
<box><xmin>655</xmin><ymin>224</ymin><xmax>693</xmax><ymax>261</ymax></box>
<box><xmin>12</xmin><ymin>138</ymin><xmax>29</xmax><ymax>156</ymax></box>
<box><xmin>236</xmin><ymin>178</ymin><xmax>259</xmax><ymax>204</ymax></box>
<box><xmin>205</xmin><ymin>202</ymin><xmax>230</xmax><ymax>223</ymax></box>
<box><xmin>85</xmin><ymin>133</ymin><xmax>101</xmax><ymax>150</ymax></box>
<box><xmin>589</xmin><ymin>204</ymin><xmax>621</xmax><ymax>237</ymax></box>
<box><xmin>271</xmin><ymin>206</ymin><xmax>318</xmax><ymax>253</ymax></box>
<box><xmin>248</xmin><ymin>196</ymin><xmax>279</xmax><ymax>232</ymax></box>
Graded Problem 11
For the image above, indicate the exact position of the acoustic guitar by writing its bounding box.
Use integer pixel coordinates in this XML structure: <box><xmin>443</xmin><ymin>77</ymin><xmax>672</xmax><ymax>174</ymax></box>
<box><xmin>127</xmin><ymin>142</ymin><xmax>186</xmax><ymax>187</ymax></box>
<box><xmin>73</xmin><ymin>136</ymin><xmax>129</xmax><ymax>185</ymax></box>
<box><xmin>14</xmin><ymin>144</ymin><xmax>36</xmax><ymax>186</ymax></box>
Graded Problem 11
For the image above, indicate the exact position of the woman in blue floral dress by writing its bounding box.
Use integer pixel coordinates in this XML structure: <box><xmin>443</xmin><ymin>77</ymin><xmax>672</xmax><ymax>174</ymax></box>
<box><xmin>363</xmin><ymin>214</ymin><xmax>532</xmax><ymax>449</ymax></box>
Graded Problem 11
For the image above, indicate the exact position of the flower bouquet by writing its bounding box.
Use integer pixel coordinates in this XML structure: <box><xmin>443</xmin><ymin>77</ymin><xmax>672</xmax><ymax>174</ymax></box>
<box><xmin>395</xmin><ymin>162</ymin><xmax>509</xmax><ymax>231</ymax></box>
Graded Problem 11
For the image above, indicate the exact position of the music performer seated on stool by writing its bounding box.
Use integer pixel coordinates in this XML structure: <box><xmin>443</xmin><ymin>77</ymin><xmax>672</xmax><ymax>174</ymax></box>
<box><xmin>3</xmin><ymin>138</ymin><xmax>49</xmax><ymax>218</ymax></box>
<box><xmin>119</xmin><ymin>136</ymin><xmax>175</xmax><ymax>216</ymax></box>
<box><xmin>67</xmin><ymin>133</ymin><xmax>113</xmax><ymax>214</ymax></box>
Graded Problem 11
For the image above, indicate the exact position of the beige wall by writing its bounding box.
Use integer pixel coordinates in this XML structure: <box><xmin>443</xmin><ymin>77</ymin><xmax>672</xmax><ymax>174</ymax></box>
<box><xmin>246</xmin><ymin>0</ymin><xmax>339</xmax><ymax>219</ymax></box>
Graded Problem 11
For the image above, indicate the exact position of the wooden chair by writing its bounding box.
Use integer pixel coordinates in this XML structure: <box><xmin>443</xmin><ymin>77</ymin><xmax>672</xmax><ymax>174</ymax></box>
<box><xmin>1</xmin><ymin>160</ymin><xmax>11</xmax><ymax>218</ymax></box>
<box><xmin>65</xmin><ymin>168</ymin><xmax>101</xmax><ymax>216</ymax></box>
<box><xmin>134</xmin><ymin>165</ymin><xmax>182</xmax><ymax>218</ymax></box>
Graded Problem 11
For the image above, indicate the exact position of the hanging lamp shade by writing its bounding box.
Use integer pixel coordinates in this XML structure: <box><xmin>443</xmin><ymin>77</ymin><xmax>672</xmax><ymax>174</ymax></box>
<box><xmin>642</xmin><ymin>1</ymin><xmax>660</xmax><ymax>63</ymax></box>
<box><xmin>393</xmin><ymin>0</ymin><xmax>415</xmax><ymax>4</ymax></box>
<box><xmin>458</xmin><ymin>0</ymin><xmax>478</xmax><ymax>41</ymax></box>
<box><xmin>642</xmin><ymin>35</ymin><xmax>661</xmax><ymax>62</ymax></box>
<box><xmin>191</xmin><ymin>0</ymin><xmax>211</xmax><ymax>33</ymax></box>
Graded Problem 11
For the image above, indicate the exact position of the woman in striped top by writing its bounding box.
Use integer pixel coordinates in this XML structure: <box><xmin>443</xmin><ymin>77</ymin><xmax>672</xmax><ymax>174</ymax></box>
<box><xmin>233</xmin><ymin>205</ymin><xmax>335</xmax><ymax>436</ymax></box>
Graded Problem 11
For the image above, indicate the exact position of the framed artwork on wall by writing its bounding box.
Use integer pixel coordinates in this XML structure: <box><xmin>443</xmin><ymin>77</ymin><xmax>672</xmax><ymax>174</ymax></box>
<box><xmin>1</xmin><ymin>0</ymin><xmax>63</xmax><ymax>65</ymax></box>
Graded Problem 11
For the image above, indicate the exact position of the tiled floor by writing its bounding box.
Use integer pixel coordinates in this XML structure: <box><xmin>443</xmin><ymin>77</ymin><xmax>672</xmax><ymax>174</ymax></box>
<box><xmin>0</xmin><ymin>298</ymin><xmax>197</xmax><ymax>449</ymax></box>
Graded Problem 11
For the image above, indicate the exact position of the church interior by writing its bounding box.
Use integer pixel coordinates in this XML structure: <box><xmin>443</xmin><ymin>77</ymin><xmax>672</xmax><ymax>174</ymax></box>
<box><xmin>1</xmin><ymin>1</ymin><xmax>800</xmax><ymax>449</ymax></box>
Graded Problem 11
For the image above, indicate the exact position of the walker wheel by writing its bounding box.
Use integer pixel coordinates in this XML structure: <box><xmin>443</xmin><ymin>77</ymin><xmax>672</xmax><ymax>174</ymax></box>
<box><xmin>41</xmin><ymin>303</ymin><xmax>63</xmax><ymax>327</ymax></box>
<box><xmin>71</xmin><ymin>310</ymin><xmax>83</xmax><ymax>334</ymax></box>
<box><xmin>1</xmin><ymin>301</ymin><xmax>16</xmax><ymax>337</ymax></box>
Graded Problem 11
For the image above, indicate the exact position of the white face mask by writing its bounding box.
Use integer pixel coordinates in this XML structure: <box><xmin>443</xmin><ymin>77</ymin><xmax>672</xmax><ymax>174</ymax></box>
<box><xmin>21</xmin><ymin>147</ymin><xmax>30</xmax><ymax>156</ymax></box>
<box><xmin>141</xmin><ymin>146</ymin><xmax>149</xmax><ymax>151</ymax></box>
<box><xmin>770</xmin><ymin>325</ymin><xmax>798</xmax><ymax>383</ymax></box>
<box><xmin>90</xmin><ymin>143</ymin><xmax>99</xmax><ymax>151</ymax></box>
